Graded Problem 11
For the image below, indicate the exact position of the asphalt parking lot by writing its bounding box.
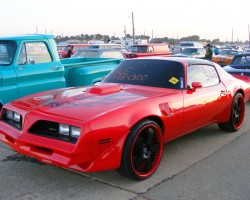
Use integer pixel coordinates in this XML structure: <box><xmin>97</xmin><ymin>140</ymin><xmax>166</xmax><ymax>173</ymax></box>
<box><xmin>0</xmin><ymin>102</ymin><xmax>250</xmax><ymax>200</ymax></box>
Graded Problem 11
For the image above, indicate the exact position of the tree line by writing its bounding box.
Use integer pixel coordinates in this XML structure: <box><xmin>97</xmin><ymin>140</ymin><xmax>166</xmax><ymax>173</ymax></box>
<box><xmin>55</xmin><ymin>34</ymin><xmax>249</xmax><ymax>45</ymax></box>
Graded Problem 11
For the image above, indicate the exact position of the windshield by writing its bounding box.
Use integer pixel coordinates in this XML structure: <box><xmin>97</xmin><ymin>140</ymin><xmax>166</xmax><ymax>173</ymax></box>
<box><xmin>71</xmin><ymin>50</ymin><xmax>99</xmax><ymax>58</ymax></box>
<box><xmin>130</xmin><ymin>46</ymin><xmax>148</xmax><ymax>53</ymax></box>
<box><xmin>180</xmin><ymin>43</ymin><xmax>194</xmax><ymax>47</ymax></box>
<box><xmin>103</xmin><ymin>59</ymin><xmax>184</xmax><ymax>89</ymax></box>
<box><xmin>220</xmin><ymin>50</ymin><xmax>238</xmax><ymax>56</ymax></box>
<box><xmin>181</xmin><ymin>48</ymin><xmax>198</xmax><ymax>54</ymax></box>
<box><xmin>0</xmin><ymin>41</ymin><xmax>17</xmax><ymax>65</ymax></box>
<box><xmin>231</xmin><ymin>55</ymin><xmax>250</xmax><ymax>65</ymax></box>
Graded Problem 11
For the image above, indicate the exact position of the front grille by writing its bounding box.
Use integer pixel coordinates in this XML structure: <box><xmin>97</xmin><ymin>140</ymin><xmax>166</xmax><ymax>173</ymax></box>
<box><xmin>29</xmin><ymin>120</ymin><xmax>77</xmax><ymax>143</ymax></box>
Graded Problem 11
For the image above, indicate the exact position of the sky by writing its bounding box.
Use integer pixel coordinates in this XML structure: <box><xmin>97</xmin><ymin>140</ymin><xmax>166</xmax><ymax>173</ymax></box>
<box><xmin>1</xmin><ymin>0</ymin><xmax>250</xmax><ymax>42</ymax></box>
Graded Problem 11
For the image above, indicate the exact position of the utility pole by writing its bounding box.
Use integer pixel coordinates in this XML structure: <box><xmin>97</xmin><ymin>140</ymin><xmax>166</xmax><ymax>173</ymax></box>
<box><xmin>248</xmin><ymin>24</ymin><xmax>250</xmax><ymax>46</ymax></box>
<box><xmin>152</xmin><ymin>30</ymin><xmax>154</xmax><ymax>42</ymax></box>
<box><xmin>124</xmin><ymin>26</ymin><xmax>127</xmax><ymax>48</ymax></box>
<box><xmin>231</xmin><ymin>28</ymin><xmax>233</xmax><ymax>44</ymax></box>
<box><xmin>132</xmin><ymin>12</ymin><xmax>135</xmax><ymax>45</ymax></box>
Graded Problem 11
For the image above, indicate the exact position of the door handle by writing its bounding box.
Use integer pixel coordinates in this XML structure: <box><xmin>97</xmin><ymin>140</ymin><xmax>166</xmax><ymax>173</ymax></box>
<box><xmin>51</xmin><ymin>66</ymin><xmax>60</xmax><ymax>70</ymax></box>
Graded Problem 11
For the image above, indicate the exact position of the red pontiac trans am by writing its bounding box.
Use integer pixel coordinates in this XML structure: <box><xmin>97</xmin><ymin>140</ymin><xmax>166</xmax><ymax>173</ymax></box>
<box><xmin>0</xmin><ymin>57</ymin><xmax>250</xmax><ymax>180</ymax></box>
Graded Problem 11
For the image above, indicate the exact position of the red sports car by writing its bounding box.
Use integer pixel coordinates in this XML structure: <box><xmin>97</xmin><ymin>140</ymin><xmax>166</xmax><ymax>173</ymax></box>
<box><xmin>0</xmin><ymin>57</ymin><xmax>250</xmax><ymax>180</ymax></box>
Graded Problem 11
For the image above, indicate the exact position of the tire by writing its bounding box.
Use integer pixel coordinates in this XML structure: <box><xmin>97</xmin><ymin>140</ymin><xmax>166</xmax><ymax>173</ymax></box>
<box><xmin>218</xmin><ymin>93</ymin><xmax>245</xmax><ymax>132</ymax></box>
<box><xmin>117</xmin><ymin>119</ymin><xmax>164</xmax><ymax>180</ymax></box>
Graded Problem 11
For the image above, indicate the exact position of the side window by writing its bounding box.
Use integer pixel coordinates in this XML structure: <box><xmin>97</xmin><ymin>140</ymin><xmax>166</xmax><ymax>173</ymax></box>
<box><xmin>148</xmin><ymin>47</ymin><xmax>154</xmax><ymax>53</ymax></box>
<box><xmin>187</xmin><ymin>65</ymin><xmax>219</xmax><ymax>88</ymax></box>
<box><xmin>233</xmin><ymin>56</ymin><xmax>246</xmax><ymax>65</ymax></box>
<box><xmin>18</xmin><ymin>42</ymin><xmax>52</xmax><ymax>65</ymax></box>
<box><xmin>18</xmin><ymin>44</ymin><xmax>27</xmax><ymax>65</ymax></box>
<box><xmin>100</xmin><ymin>51</ymin><xmax>110</xmax><ymax>58</ymax></box>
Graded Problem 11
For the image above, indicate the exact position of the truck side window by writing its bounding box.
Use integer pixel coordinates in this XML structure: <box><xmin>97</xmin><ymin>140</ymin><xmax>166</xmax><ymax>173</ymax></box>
<box><xmin>18</xmin><ymin>42</ymin><xmax>52</xmax><ymax>65</ymax></box>
<box><xmin>18</xmin><ymin>44</ymin><xmax>27</xmax><ymax>65</ymax></box>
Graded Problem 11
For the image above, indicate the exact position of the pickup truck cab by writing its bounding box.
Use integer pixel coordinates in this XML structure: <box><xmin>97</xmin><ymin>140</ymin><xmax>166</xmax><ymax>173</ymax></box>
<box><xmin>124</xmin><ymin>43</ymin><xmax>171</xmax><ymax>58</ymax></box>
<box><xmin>0</xmin><ymin>34</ymin><xmax>122</xmax><ymax>109</ymax></box>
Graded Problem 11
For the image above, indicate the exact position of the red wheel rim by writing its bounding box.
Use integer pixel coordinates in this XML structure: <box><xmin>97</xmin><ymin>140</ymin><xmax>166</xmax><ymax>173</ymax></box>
<box><xmin>130</xmin><ymin>124</ymin><xmax>163</xmax><ymax>179</ymax></box>
<box><xmin>232</xmin><ymin>95</ymin><xmax>245</xmax><ymax>129</ymax></box>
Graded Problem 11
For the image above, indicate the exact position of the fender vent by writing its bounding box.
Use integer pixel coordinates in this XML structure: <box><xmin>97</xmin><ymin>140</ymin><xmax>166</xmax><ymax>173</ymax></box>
<box><xmin>98</xmin><ymin>138</ymin><xmax>111</xmax><ymax>144</ymax></box>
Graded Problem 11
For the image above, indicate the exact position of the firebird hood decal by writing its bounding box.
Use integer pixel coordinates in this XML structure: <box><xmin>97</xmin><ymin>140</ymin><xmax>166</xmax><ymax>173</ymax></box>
<box><xmin>12</xmin><ymin>83</ymin><xmax>175</xmax><ymax>121</ymax></box>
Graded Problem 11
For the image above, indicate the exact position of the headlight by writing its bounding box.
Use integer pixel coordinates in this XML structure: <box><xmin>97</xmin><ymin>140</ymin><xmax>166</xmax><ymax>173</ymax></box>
<box><xmin>13</xmin><ymin>112</ymin><xmax>21</xmax><ymax>122</ymax></box>
<box><xmin>2</xmin><ymin>109</ymin><xmax>22</xmax><ymax>130</ymax></box>
<box><xmin>59</xmin><ymin>124</ymin><xmax>70</xmax><ymax>135</ymax></box>
<box><xmin>71</xmin><ymin>126</ymin><xmax>81</xmax><ymax>138</ymax></box>
<box><xmin>6</xmin><ymin>110</ymin><xmax>14</xmax><ymax>119</ymax></box>
<box><xmin>59</xmin><ymin>123</ymin><xmax>81</xmax><ymax>138</ymax></box>
<box><xmin>6</xmin><ymin>110</ymin><xmax>21</xmax><ymax>122</ymax></box>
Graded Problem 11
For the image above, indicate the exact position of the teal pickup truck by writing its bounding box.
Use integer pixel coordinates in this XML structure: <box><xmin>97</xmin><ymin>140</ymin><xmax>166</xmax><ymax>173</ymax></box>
<box><xmin>0</xmin><ymin>34</ymin><xmax>122</xmax><ymax>109</ymax></box>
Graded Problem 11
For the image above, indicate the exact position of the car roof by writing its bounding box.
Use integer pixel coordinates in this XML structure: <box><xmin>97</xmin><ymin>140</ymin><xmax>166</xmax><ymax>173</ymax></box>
<box><xmin>133</xmin><ymin>56</ymin><xmax>212</xmax><ymax>65</ymax></box>
<box><xmin>234</xmin><ymin>53</ymin><xmax>250</xmax><ymax>57</ymax></box>
<box><xmin>0</xmin><ymin>34</ymin><xmax>54</xmax><ymax>41</ymax></box>
<box><xmin>131</xmin><ymin>43</ymin><xmax>169</xmax><ymax>46</ymax></box>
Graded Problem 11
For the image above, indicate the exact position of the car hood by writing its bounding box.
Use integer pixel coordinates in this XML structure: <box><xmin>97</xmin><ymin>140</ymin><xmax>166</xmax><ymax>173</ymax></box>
<box><xmin>11</xmin><ymin>83</ymin><xmax>175</xmax><ymax>121</ymax></box>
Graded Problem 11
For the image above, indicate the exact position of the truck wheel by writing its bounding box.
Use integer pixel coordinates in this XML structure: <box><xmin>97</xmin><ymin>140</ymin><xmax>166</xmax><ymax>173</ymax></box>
<box><xmin>117</xmin><ymin>119</ymin><xmax>163</xmax><ymax>180</ymax></box>
<box><xmin>218</xmin><ymin>93</ymin><xmax>245</xmax><ymax>132</ymax></box>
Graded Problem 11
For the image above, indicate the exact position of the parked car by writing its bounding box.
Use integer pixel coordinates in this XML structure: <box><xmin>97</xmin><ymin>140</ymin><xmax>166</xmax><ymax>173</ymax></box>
<box><xmin>171</xmin><ymin>47</ymin><xmax>206</xmax><ymax>58</ymax></box>
<box><xmin>223</xmin><ymin>53</ymin><xmax>250</xmax><ymax>78</ymax></box>
<box><xmin>0</xmin><ymin>57</ymin><xmax>249</xmax><ymax>180</ymax></box>
<box><xmin>123</xmin><ymin>43</ymin><xmax>171</xmax><ymax>58</ymax></box>
<box><xmin>212</xmin><ymin>49</ymin><xmax>242</xmax><ymax>66</ymax></box>
<box><xmin>71</xmin><ymin>49</ymin><xmax>126</xmax><ymax>59</ymax></box>
<box><xmin>58</xmin><ymin>44</ymin><xmax>89</xmax><ymax>58</ymax></box>
<box><xmin>170</xmin><ymin>44</ymin><xmax>181</xmax><ymax>54</ymax></box>
<box><xmin>179</xmin><ymin>41</ymin><xmax>204</xmax><ymax>51</ymax></box>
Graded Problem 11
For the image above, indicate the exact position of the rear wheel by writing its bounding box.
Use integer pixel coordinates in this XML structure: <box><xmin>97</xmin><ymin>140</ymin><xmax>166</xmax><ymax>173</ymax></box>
<box><xmin>218</xmin><ymin>93</ymin><xmax>245</xmax><ymax>132</ymax></box>
<box><xmin>117</xmin><ymin>119</ymin><xmax>163</xmax><ymax>180</ymax></box>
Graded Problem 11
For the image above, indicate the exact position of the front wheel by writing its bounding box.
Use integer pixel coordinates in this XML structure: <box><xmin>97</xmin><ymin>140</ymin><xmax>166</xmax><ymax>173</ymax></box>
<box><xmin>218</xmin><ymin>93</ymin><xmax>245</xmax><ymax>132</ymax></box>
<box><xmin>117</xmin><ymin>119</ymin><xmax>164</xmax><ymax>180</ymax></box>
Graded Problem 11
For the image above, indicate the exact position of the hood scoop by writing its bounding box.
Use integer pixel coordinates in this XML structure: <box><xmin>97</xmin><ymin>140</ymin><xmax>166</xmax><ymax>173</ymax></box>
<box><xmin>86</xmin><ymin>84</ymin><xmax>122</xmax><ymax>95</ymax></box>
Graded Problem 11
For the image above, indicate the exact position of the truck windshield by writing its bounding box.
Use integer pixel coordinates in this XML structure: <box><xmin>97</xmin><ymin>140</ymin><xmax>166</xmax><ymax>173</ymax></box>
<box><xmin>0</xmin><ymin>41</ymin><xmax>17</xmax><ymax>65</ymax></box>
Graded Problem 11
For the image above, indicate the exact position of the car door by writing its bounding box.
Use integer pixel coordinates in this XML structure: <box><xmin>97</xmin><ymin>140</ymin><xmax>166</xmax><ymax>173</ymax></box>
<box><xmin>181</xmin><ymin>64</ymin><xmax>229</xmax><ymax>134</ymax></box>
<box><xmin>14</xmin><ymin>41</ymin><xmax>65</xmax><ymax>98</ymax></box>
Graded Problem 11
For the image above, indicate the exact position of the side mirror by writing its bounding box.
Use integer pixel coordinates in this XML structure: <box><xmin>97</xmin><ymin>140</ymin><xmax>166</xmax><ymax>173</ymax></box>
<box><xmin>191</xmin><ymin>82</ymin><xmax>202</xmax><ymax>91</ymax></box>
<box><xmin>29</xmin><ymin>58</ymin><xmax>35</xmax><ymax>65</ymax></box>
<box><xmin>192</xmin><ymin>82</ymin><xmax>202</xmax><ymax>89</ymax></box>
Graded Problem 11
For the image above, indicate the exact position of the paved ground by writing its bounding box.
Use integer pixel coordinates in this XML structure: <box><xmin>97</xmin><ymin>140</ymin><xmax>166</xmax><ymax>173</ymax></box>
<box><xmin>0</xmin><ymin>102</ymin><xmax>249</xmax><ymax>200</ymax></box>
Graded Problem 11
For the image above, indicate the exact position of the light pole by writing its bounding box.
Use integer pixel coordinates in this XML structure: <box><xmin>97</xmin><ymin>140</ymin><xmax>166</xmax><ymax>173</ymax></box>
<box><xmin>248</xmin><ymin>24</ymin><xmax>250</xmax><ymax>46</ymax></box>
<box><xmin>132</xmin><ymin>12</ymin><xmax>135</xmax><ymax>45</ymax></box>
<box><xmin>124</xmin><ymin>26</ymin><xmax>127</xmax><ymax>48</ymax></box>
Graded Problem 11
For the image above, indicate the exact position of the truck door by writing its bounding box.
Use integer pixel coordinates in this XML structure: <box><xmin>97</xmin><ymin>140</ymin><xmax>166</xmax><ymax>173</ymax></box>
<box><xmin>14</xmin><ymin>41</ymin><xmax>66</xmax><ymax>98</ymax></box>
